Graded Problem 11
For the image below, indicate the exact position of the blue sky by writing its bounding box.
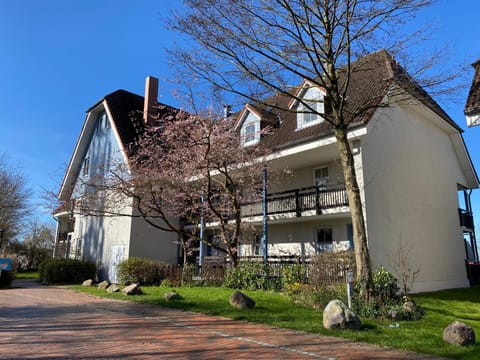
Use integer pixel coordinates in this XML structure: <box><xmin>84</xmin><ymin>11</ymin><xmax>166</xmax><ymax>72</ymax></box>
<box><xmin>1</xmin><ymin>0</ymin><xmax>480</xmax><ymax>233</ymax></box>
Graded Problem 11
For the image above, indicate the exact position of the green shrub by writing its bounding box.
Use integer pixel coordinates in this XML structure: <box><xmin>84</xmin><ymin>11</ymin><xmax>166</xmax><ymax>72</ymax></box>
<box><xmin>0</xmin><ymin>256</ymin><xmax>18</xmax><ymax>288</ymax></box>
<box><xmin>117</xmin><ymin>257</ymin><xmax>173</xmax><ymax>286</ymax></box>
<box><xmin>287</xmin><ymin>283</ymin><xmax>347</xmax><ymax>309</ymax></box>
<box><xmin>39</xmin><ymin>259</ymin><xmax>96</xmax><ymax>284</ymax></box>
<box><xmin>281</xmin><ymin>263</ymin><xmax>307</xmax><ymax>291</ymax></box>
<box><xmin>0</xmin><ymin>270</ymin><xmax>15</xmax><ymax>288</ymax></box>
<box><xmin>353</xmin><ymin>265</ymin><xmax>403</xmax><ymax>318</ymax></box>
<box><xmin>223</xmin><ymin>261</ymin><xmax>278</xmax><ymax>290</ymax></box>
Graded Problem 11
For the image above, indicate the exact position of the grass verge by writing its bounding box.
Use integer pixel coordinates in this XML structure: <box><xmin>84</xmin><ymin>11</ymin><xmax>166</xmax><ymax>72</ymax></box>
<box><xmin>72</xmin><ymin>285</ymin><xmax>480</xmax><ymax>360</ymax></box>
<box><xmin>15</xmin><ymin>271</ymin><xmax>39</xmax><ymax>280</ymax></box>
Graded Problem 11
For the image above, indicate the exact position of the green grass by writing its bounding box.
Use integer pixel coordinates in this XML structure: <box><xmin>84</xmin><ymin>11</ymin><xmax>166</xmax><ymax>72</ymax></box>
<box><xmin>15</xmin><ymin>271</ymin><xmax>39</xmax><ymax>279</ymax></box>
<box><xmin>72</xmin><ymin>285</ymin><xmax>480</xmax><ymax>359</ymax></box>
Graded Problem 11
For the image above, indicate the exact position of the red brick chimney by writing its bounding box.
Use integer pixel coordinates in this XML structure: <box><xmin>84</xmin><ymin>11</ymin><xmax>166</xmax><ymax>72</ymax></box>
<box><xmin>143</xmin><ymin>76</ymin><xmax>159</xmax><ymax>127</ymax></box>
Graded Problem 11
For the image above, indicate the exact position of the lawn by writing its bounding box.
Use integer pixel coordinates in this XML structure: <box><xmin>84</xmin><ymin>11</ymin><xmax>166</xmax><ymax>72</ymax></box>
<box><xmin>72</xmin><ymin>284</ymin><xmax>480</xmax><ymax>360</ymax></box>
<box><xmin>15</xmin><ymin>271</ymin><xmax>39</xmax><ymax>280</ymax></box>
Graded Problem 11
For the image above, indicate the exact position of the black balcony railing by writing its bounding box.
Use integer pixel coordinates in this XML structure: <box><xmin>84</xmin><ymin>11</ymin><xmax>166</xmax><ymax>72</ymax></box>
<box><xmin>241</xmin><ymin>185</ymin><xmax>348</xmax><ymax>218</ymax></box>
<box><xmin>459</xmin><ymin>208</ymin><xmax>474</xmax><ymax>229</ymax></box>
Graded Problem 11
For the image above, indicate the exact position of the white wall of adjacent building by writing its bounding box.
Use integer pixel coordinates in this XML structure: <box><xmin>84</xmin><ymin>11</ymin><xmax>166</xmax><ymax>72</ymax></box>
<box><xmin>361</xmin><ymin>101</ymin><xmax>469</xmax><ymax>292</ymax></box>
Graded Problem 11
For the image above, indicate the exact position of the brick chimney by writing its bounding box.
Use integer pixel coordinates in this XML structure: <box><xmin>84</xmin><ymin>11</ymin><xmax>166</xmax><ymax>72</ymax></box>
<box><xmin>143</xmin><ymin>76</ymin><xmax>159</xmax><ymax>127</ymax></box>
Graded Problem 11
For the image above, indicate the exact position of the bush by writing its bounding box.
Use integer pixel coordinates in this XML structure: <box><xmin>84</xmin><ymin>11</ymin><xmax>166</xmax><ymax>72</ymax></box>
<box><xmin>287</xmin><ymin>283</ymin><xmax>347</xmax><ymax>310</ymax></box>
<box><xmin>223</xmin><ymin>261</ymin><xmax>280</xmax><ymax>290</ymax></box>
<box><xmin>117</xmin><ymin>257</ymin><xmax>175</xmax><ymax>286</ymax></box>
<box><xmin>281</xmin><ymin>263</ymin><xmax>307</xmax><ymax>292</ymax></box>
<box><xmin>353</xmin><ymin>265</ymin><xmax>404</xmax><ymax>318</ymax></box>
<box><xmin>39</xmin><ymin>259</ymin><xmax>96</xmax><ymax>284</ymax></box>
<box><xmin>0</xmin><ymin>256</ymin><xmax>18</xmax><ymax>288</ymax></box>
<box><xmin>0</xmin><ymin>270</ymin><xmax>16</xmax><ymax>288</ymax></box>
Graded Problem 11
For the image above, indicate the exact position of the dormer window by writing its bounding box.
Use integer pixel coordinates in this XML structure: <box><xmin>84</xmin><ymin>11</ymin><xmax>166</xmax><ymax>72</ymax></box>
<box><xmin>236</xmin><ymin>105</ymin><xmax>262</xmax><ymax>147</ymax></box>
<box><xmin>244</xmin><ymin>123</ymin><xmax>256</xmax><ymax>143</ymax></box>
<box><xmin>289</xmin><ymin>80</ymin><xmax>326</xmax><ymax>130</ymax></box>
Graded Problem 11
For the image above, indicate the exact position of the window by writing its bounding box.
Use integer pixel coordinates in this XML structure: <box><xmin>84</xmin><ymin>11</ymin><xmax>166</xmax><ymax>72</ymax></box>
<box><xmin>83</xmin><ymin>157</ymin><xmax>90</xmax><ymax>177</ymax></box>
<box><xmin>252</xmin><ymin>234</ymin><xmax>262</xmax><ymax>256</ymax></box>
<box><xmin>96</xmin><ymin>112</ymin><xmax>109</xmax><ymax>134</ymax></box>
<box><xmin>316</xmin><ymin>228</ymin><xmax>333</xmax><ymax>252</ymax></box>
<box><xmin>296</xmin><ymin>86</ymin><xmax>325</xmax><ymax>129</ymax></box>
<box><xmin>245</xmin><ymin>123</ymin><xmax>256</xmax><ymax>143</ymax></box>
<box><xmin>314</xmin><ymin>166</ymin><xmax>329</xmax><ymax>190</ymax></box>
<box><xmin>241</xmin><ymin>121</ymin><xmax>259</xmax><ymax>146</ymax></box>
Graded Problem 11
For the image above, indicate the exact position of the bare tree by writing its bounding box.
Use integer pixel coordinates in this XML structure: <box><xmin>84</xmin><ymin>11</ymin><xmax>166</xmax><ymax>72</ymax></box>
<box><xmin>0</xmin><ymin>154</ymin><xmax>31</xmax><ymax>250</ymax></box>
<box><xmin>169</xmin><ymin>0</ymin><xmax>447</xmax><ymax>294</ymax></box>
<box><xmin>21</xmin><ymin>220</ymin><xmax>55</xmax><ymax>270</ymax></box>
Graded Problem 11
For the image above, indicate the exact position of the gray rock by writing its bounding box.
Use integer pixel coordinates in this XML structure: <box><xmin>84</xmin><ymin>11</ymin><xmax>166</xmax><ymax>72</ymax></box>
<box><xmin>82</xmin><ymin>279</ymin><xmax>93</xmax><ymax>286</ymax></box>
<box><xmin>122</xmin><ymin>283</ymin><xmax>143</xmax><ymax>295</ymax></box>
<box><xmin>229</xmin><ymin>291</ymin><xmax>255</xmax><ymax>309</ymax></box>
<box><xmin>323</xmin><ymin>299</ymin><xmax>361</xmax><ymax>330</ymax></box>
<box><xmin>443</xmin><ymin>321</ymin><xmax>476</xmax><ymax>346</ymax></box>
<box><xmin>98</xmin><ymin>280</ymin><xmax>110</xmax><ymax>289</ymax></box>
<box><xmin>107</xmin><ymin>284</ymin><xmax>120</xmax><ymax>293</ymax></box>
<box><xmin>164</xmin><ymin>292</ymin><xmax>184</xmax><ymax>301</ymax></box>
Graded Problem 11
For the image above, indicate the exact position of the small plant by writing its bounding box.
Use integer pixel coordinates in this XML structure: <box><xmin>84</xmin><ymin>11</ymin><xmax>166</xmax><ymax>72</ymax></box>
<box><xmin>389</xmin><ymin>242</ymin><xmax>420</xmax><ymax>297</ymax></box>
<box><xmin>287</xmin><ymin>283</ymin><xmax>347</xmax><ymax>309</ymax></box>
<box><xmin>281</xmin><ymin>263</ymin><xmax>307</xmax><ymax>291</ymax></box>
<box><xmin>353</xmin><ymin>265</ymin><xmax>401</xmax><ymax>318</ymax></box>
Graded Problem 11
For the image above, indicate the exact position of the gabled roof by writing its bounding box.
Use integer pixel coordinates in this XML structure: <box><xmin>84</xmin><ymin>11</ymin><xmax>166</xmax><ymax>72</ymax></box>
<box><xmin>58</xmin><ymin>89</ymin><xmax>178</xmax><ymax>200</ymax></box>
<box><xmin>236</xmin><ymin>49</ymin><xmax>463</xmax><ymax>150</ymax></box>
<box><xmin>465</xmin><ymin>59</ymin><xmax>480</xmax><ymax>115</ymax></box>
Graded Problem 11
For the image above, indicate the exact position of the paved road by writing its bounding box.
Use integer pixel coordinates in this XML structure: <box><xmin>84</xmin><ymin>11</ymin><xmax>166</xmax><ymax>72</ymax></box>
<box><xmin>0</xmin><ymin>279</ymin><xmax>445</xmax><ymax>360</ymax></box>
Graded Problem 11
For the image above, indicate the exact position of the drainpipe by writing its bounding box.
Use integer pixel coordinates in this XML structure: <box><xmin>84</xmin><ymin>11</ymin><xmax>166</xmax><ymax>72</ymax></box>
<box><xmin>262</xmin><ymin>166</ymin><xmax>268</xmax><ymax>265</ymax></box>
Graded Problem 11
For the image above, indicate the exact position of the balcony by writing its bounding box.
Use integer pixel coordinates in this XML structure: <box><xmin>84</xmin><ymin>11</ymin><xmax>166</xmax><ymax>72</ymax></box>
<box><xmin>459</xmin><ymin>208</ymin><xmax>474</xmax><ymax>230</ymax></box>
<box><xmin>241</xmin><ymin>185</ymin><xmax>349</xmax><ymax>218</ymax></box>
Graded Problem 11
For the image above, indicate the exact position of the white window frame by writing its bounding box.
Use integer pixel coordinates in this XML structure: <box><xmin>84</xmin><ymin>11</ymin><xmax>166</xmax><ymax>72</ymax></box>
<box><xmin>296</xmin><ymin>87</ymin><xmax>325</xmax><ymax>130</ymax></box>
<box><xmin>241</xmin><ymin>118</ymin><xmax>260</xmax><ymax>146</ymax></box>
<box><xmin>313</xmin><ymin>166</ymin><xmax>329</xmax><ymax>190</ymax></box>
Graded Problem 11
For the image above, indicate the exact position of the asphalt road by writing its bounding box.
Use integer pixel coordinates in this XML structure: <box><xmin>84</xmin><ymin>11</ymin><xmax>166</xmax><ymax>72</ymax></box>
<box><xmin>0</xmin><ymin>279</ymin><xmax>445</xmax><ymax>359</ymax></box>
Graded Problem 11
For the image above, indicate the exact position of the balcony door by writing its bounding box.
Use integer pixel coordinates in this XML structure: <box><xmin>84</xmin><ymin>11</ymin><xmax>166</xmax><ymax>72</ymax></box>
<box><xmin>314</xmin><ymin>166</ymin><xmax>329</xmax><ymax>190</ymax></box>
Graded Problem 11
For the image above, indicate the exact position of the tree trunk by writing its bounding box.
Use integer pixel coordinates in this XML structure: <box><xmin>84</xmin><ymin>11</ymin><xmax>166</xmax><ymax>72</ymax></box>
<box><xmin>334</xmin><ymin>127</ymin><xmax>373</xmax><ymax>294</ymax></box>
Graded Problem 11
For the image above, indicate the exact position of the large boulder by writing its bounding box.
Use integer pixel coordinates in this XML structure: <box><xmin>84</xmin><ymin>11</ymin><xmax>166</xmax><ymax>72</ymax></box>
<box><xmin>82</xmin><ymin>279</ymin><xmax>93</xmax><ymax>286</ymax></box>
<box><xmin>98</xmin><ymin>280</ymin><xmax>110</xmax><ymax>290</ymax></box>
<box><xmin>323</xmin><ymin>300</ymin><xmax>361</xmax><ymax>330</ymax></box>
<box><xmin>443</xmin><ymin>321</ymin><xmax>476</xmax><ymax>346</ymax></box>
<box><xmin>164</xmin><ymin>292</ymin><xmax>184</xmax><ymax>301</ymax></box>
<box><xmin>107</xmin><ymin>284</ymin><xmax>120</xmax><ymax>293</ymax></box>
<box><xmin>122</xmin><ymin>283</ymin><xmax>143</xmax><ymax>296</ymax></box>
<box><xmin>229</xmin><ymin>291</ymin><xmax>255</xmax><ymax>310</ymax></box>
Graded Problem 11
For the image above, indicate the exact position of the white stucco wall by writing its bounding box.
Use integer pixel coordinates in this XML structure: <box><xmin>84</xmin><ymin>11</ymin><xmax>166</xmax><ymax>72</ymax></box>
<box><xmin>361</xmin><ymin>102</ymin><xmax>469</xmax><ymax>292</ymax></box>
<box><xmin>240</xmin><ymin>217</ymin><xmax>352</xmax><ymax>257</ymax></box>
<box><xmin>128</xmin><ymin>216</ymin><xmax>179</xmax><ymax>264</ymax></box>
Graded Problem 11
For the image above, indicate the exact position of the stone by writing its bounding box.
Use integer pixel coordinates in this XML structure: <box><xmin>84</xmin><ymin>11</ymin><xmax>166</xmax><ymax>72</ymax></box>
<box><xmin>98</xmin><ymin>280</ymin><xmax>110</xmax><ymax>289</ymax></box>
<box><xmin>164</xmin><ymin>292</ymin><xmax>184</xmax><ymax>301</ymax></box>
<box><xmin>323</xmin><ymin>299</ymin><xmax>361</xmax><ymax>330</ymax></box>
<box><xmin>229</xmin><ymin>291</ymin><xmax>255</xmax><ymax>310</ymax></box>
<box><xmin>443</xmin><ymin>321</ymin><xmax>476</xmax><ymax>346</ymax></box>
<box><xmin>402</xmin><ymin>301</ymin><xmax>416</xmax><ymax>312</ymax></box>
<box><xmin>107</xmin><ymin>284</ymin><xmax>120</xmax><ymax>293</ymax></box>
<box><xmin>387</xmin><ymin>309</ymin><xmax>403</xmax><ymax>321</ymax></box>
<box><xmin>82</xmin><ymin>279</ymin><xmax>93</xmax><ymax>286</ymax></box>
<box><xmin>122</xmin><ymin>283</ymin><xmax>143</xmax><ymax>295</ymax></box>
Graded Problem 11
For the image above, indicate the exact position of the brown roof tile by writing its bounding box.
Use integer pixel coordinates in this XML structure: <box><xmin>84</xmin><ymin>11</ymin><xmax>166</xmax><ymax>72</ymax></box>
<box><xmin>237</xmin><ymin>50</ymin><xmax>462</xmax><ymax>150</ymax></box>
<box><xmin>465</xmin><ymin>60</ymin><xmax>480</xmax><ymax>114</ymax></box>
